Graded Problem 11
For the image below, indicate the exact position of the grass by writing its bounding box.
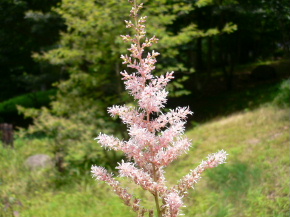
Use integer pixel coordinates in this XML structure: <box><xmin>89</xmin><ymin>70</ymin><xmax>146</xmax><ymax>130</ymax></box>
<box><xmin>175</xmin><ymin>105</ymin><xmax>289</xmax><ymax>217</ymax></box>
<box><xmin>1</xmin><ymin>104</ymin><xmax>288</xmax><ymax>217</ymax></box>
<box><xmin>0</xmin><ymin>79</ymin><xmax>289</xmax><ymax>216</ymax></box>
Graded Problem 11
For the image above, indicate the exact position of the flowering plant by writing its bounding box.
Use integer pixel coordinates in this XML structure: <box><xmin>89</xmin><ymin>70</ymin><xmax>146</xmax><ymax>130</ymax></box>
<box><xmin>91</xmin><ymin>1</ymin><xmax>227</xmax><ymax>216</ymax></box>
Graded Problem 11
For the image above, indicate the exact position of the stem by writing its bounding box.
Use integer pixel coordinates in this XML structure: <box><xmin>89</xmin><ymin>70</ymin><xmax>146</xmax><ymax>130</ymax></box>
<box><xmin>133</xmin><ymin>0</ymin><xmax>143</xmax><ymax>62</ymax></box>
<box><xmin>133</xmin><ymin>1</ymin><xmax>161</xmax><ymax>215</ymax></box>
<box><xmin>147</xmin><ymin>112</ymin><xmax>161</xmax><ymax>217</ymax></box>
<box><xmin>153</xmin><ymin>164</ymin><xmax>161</xmax><ymax>217</ymax></box>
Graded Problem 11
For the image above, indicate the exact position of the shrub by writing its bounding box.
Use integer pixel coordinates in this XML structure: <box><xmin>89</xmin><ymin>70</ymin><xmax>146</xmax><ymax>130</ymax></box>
<box><xmin>0</xmin><ymin>89</ymin><xmax>56</xmax><ymax>114</ymax></box>
<box><xmin>273</xmin><ymin>79</ymin><xmax>290</xmax><ymax>108</ymax></box>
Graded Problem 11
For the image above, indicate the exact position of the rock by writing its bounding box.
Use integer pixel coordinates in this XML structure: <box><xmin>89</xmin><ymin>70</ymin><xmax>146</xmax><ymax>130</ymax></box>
<box><xmin>250</xmin><ymin>65</ymin><xmax>276</xmax><ymax>81</ymax></box>
<box><xmin>25</xmin><ymin>154</ymin><xmax>53</xmax><ymax>170</ymax></box>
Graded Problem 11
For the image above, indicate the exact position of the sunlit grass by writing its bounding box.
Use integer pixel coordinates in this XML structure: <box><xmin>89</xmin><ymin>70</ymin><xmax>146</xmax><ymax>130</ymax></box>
<box><xmin>167</xmin><ymin>105</ymin><xmax>289</xmax><ymax>217</ymax></box>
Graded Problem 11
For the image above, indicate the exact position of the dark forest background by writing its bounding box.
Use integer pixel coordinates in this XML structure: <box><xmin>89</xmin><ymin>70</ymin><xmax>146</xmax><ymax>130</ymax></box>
<box><xmin>1</xmin><ymin>0</ymin><xmax>289</xmax><ymax>127</ymax></box>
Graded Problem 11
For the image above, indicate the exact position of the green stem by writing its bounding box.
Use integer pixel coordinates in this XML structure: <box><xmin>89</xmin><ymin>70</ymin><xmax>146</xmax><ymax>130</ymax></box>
<box><xmin>134</xmin><ymin>0</ymin><xmax>161</xmax><ymax>214</ymax></box>
<box><xmin>153</xmin><ymin>164</ymin><xmax>161</xmax><ymax>217</ymax></box>
<box><xmin>146</xmin><ymin>112</ymin><xmax>161</xmax><ymax>216</ymax></box>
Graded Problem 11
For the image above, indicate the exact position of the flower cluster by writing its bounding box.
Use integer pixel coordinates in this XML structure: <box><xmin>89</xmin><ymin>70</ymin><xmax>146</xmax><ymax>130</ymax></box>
<box><xmin>91</xmin><ymin>1</ymin><xmax>227</xmax><ymax>216</ymax></box>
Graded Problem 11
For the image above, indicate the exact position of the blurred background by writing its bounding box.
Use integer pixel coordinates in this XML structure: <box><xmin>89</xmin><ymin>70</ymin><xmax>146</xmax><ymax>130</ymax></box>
<box><xmin>0</xmin><ymin>0</ymin><xmax>289</xmax><ymax>216</ymax></box>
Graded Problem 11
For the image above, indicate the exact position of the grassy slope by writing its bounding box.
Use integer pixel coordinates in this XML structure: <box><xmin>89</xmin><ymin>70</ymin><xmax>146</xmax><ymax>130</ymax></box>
<box><xmin>169</xmin><ymin>105</ymin><xmax>289</xmax><ymax>217</ymax></box>
<box><xmin>0</xmin><ymin>104</ymin><xmax>289</xmax><ymax>217</ymax></box>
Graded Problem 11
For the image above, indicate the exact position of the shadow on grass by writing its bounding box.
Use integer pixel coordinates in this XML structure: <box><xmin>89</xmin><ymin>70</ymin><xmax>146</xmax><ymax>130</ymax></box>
<box><xmin>201</xmin><ymin>162</ymin><xmax>262</xmax><ymax>217</ymax></box>
<box><xmin>206</xmin><ymin>162</ymin><xmax>261</xmax><ymax>197</ymax></box>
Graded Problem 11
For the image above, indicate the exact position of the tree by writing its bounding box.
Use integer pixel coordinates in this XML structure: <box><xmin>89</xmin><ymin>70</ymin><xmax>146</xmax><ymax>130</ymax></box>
<box><xmin>0</xmin><ymin>0</ymin><xmax>63</xmax><ymax>101</ymax></box>
<box><xmin>212</xmin><ymin>0</ymin><xmax>289</xmax><ymax>90</ymax></box>
<box><xmin>20</xmin><ymin>0</ymin><xmax>235</xmax><ymax>172</ymax></box>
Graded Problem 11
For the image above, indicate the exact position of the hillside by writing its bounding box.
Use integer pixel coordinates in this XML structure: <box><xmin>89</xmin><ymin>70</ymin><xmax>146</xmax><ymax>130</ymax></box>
<box><xmin>169</xmin><ymin>105</ymin><xmax>289</xmax><ymax>216</ymax></box>
<box><xmin>0</xmin><ymin>104</ymin><xmax>289</xmax><ymax>216</ymax></box>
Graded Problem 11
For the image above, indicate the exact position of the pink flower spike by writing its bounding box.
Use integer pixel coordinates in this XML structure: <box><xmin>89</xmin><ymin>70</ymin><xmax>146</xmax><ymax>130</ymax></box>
<box><xmin>164</xmin><ymin>191</ymin><xmax>184</xmax><ymax>217</ymax></box>
<box><xmin>96</xmin><ymin>133</ymin><xmax>124</xmax><ymax>151</ymax></box>
<box><xmin>91</xmin><ymin>165</ymin><xmax>143</xmax><ymax>210</ymax></box>
<box><xmin>173</xmin><ymin>150</ymin><xmax>228</xmax><ymax>195</ymax></box>
<box><xmin>91</xmin><ymin>165</ymin><xmax>113</xmax><ymax>182</ymax></box>
<box><xmin>128</xmin><ymin>125</ymin><xmax>156</xmax><ymax>147</ymax></box>
<box><xmin>158</xmin><ymin>121</ymin><xmax>187</xmax><ymax>147</ymax></box>
<box><xmin>154</xmin><ymin>137</ymin><xmax>192</xmax><ymax>167</ymax></box>
<box><xmin>206</xmin><ymin>149</ymin><xmax>228</xmax><ymax>168</ymax></box>
<box><xmin>108</xmin><ymin>105</ymin><xmax>146</xmax><ymax>128</ymax></box>
<box><xmin>153</xmin><ymin>107</ymin><xmax>193</xmax><ymax>131</ymax></box>
<box><xmin>92</xmin><ymin>1</ymin><xmax>227</xmax><ymax>216</ymax></box>
<box><xmin>117</xmin><ymin>161</ymin><xmax>167</xmax><ymax>196</ymax></box>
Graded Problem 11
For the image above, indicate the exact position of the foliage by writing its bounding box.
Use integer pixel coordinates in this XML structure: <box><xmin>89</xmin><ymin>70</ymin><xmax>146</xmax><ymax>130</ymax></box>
<box><xmin>19</xmin><ymin>0</ymin><xmax>135</xmax><ymax>173</ymax></box>
<box><xmin>273</xmin><ymin>79</ymin><xmax>290</xmax><ymax>108</ymax></box>
<box><xmin>1</xmin><ymin>0</ymin><xmax>289</xmax><ymax>105</ymax></box>
<box><xmin>19</xmin><ymin>0</ymin><xmax>235</xmax><ymax>174</ymax></box>
<box><xmin>0</xmin><ymin>89</ymin><xmax>56</xmax><ymax>125</ymax></box>
<box><xmin>0</xmin><ymin>90</ymin><xmax>56</xmax><ymax>114</ymax></box>
<box><xmin>34</xmin><ymin>0</ymin><xmax>235</xmax><ymax>96</ymax></box>
<box><xmin>18</xmin><ymin>102</ymin><xmax>122</xmax><ymax>173</ymax></box>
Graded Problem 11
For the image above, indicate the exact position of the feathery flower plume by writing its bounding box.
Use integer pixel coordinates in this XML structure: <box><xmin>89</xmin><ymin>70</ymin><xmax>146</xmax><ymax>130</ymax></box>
<box><xmin>91</xmin><ymin>1</ymin><xmax>227</xmax><ymax>216</ymax></box>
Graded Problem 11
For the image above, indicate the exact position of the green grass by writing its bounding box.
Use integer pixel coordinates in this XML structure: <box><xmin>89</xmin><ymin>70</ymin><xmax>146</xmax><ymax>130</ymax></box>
<box><xmin>173</xmin><ymin>105</ymin><xmax>289</xmax><ymax>217</ymax></box>
<box><xmin>1</xmin><ymin>105</ymin><xmax>289</xmax><ymax>216</ymax></box>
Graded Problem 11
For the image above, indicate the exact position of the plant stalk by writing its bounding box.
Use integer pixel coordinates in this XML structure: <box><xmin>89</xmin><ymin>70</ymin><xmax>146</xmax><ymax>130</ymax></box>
<box><xmin>153</xmin><ymin>164</ymin><xmax>161</xmax><ymax>217</ymax></box>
